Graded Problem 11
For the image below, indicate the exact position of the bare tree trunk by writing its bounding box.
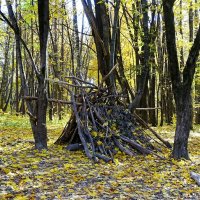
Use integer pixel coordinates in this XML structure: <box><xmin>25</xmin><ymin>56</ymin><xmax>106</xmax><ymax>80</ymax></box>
<box><xmin>81</xmin><ymin>0</ymin><xmax>115</xmax><ymax>92</ymax></box>
<box><xmin>129</xmin><ymin>0</ymin><xmax>150</xmax><ymax>111</ymax></box>
<box><xmin>72</xmin><ymin>0</ymin><xmax>82</xmax><ymax>77</ymax></box>
<box><xmin>0</xmin><ymin>28</ymin><xmax>10</xmax><ymax>110</ymax></box>
<box><xmin>35</xmin><ymin>0</ymin><xmax>49</xmax><ymax>149</ymax></box>
<box><xmin>163</xmin><ymin>0</ymin><xmax>200</xmax><ymax>159</ymax></box>
<box><xmin>179</xmin><ymin>0</ymin><xmax>184</xmax><ymax>68</ymax></box>
<box><xmin>3</xmin><ymin>44</ymin><xmax>15</xmax><ymax>112</ymax></box>
<box><xmin>109</xmin><ymin>0</ymin><xmax>120</xmax><ymax>93</ymax></box>
<box><xmin>194</xmin><ymin>0</ymin><xmax>200</xmax><ymax>124</ymax></box>
<box><xmin>116</xmin><ymin>21</ymin><xmax>134</xmax><ymax>103</ymax></box>
<box><xmin>148</xmin><ymin>0</ymin><xmax>157</xmax><ymax>126</ymax></box>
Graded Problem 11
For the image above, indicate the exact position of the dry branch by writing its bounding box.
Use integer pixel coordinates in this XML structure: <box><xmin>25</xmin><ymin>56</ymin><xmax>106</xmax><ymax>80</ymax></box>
<box><xmin>23</xmin><ymin>96</ymin><xmax>82</xmax><ymax>105</ymax></box>
<box><xmin>133</xmin><ymin>112</ymin><xmax>172</xmax><ymax>149</ymax></box>
<box><xmin>51</xmin><ymin>77</ymin><xmax>170</xmax><ymax>161</ymax></box>
<box><xmin>46</xmin><ymin>78</ymin><xmax>97</xmax><ymax>89</ymax></box>
<box><xmin>135</xmin><ymin>107</ymin><xmax>161</xmax><ymax>110</ymax></box>
<box><xmin>190</xmin><ymin>171</ymin><xmax>200</xmax><ymax>186</ymax></box>
<box><xmin>99</xmin><ymin>63</ymin><xmax>118</xmax><ymax>89</ymax></box>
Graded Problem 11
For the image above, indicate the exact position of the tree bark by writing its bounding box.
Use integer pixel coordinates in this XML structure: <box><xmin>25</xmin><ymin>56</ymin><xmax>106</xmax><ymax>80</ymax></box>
<box><xmin>163</xmin><ymin>0</ymin><xmax>200</xmax><ymax>159</ymax></box>
<box><xmin>0</xmin><ymin>29</ymin><xmax>10</xmax><ymax>110</ymax></box>
<box><xmin>72</xmin><ymin>0</ymin><xmax>82</xmax><ymax>77</ymax></box>
<box><xmin>35</xmin><ymin>0</ymin><xmax>49</xmax><ymax>149</ymax></box>
<box><xmin>129</xmin><ymin>0</ymin><xmax>150</xmax><ymax>111</ymax></box>
<box><xmin>81</xmin><ymin>0</ymin><xmax>116</xmax><ymax>92</ymax></box>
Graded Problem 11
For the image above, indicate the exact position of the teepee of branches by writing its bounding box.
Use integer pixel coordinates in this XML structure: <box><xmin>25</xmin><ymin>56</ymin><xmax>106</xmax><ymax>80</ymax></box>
<box><xmin>53</xmin><ymin>74</ymin><xmax>171</xmax><ymax>162</ymax></box>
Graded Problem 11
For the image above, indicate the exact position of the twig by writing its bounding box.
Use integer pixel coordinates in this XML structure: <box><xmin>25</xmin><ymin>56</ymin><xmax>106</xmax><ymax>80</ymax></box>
<box><xmin>65</xmin><ymin>76</ymin><xmax>98</xmax><ymax>88</ymax></box>
<box><xmin>190</xmin><ymin>171</ymin><xmax>200</xmax><ymax>186</ymax></box>
<box><xmin>27</xmin><ymin>111</ymin><xmax>37</xmax><ymax>123</ymax></box>
<box><xmin>95</xmin><ymin>153</ymin><xmax>112</xmax><ymax>162</ymax></box>
<box><xmin>70</xmin><ymin>92</ymin><xmax>93</xmax><ymax>159</ymax></box>
<box><xmin>46</xmin><ymin>78</ymin><xmax>96</xmax><ymax>89</ymax></box>
<box><xmin>133</xmin><ymin>112</ymin><xmax>172</xmax><ymax>148</ymax></box>
<box><xmin>99</xmin><ymin>63</ymin><xmax>118</xmax><ymax>89</ymax></box>
<box><xmin>120</xmin><ymin>135</ymin><xmax>151</xmax><ymax>155</ymax></box>
<box><xmin>112</xmin><ymin>136</ymin><xmax>135</xmax><ymax>156</ymax></box>
<box><xmin>135</xmin><ymin>107</ymin><xmax>161</xmax><ymax>110</ymax></box>
<box><xmin>23</xmin><ymin>96</ymin><xmax>82</xmax><ymax>105</ymax></box>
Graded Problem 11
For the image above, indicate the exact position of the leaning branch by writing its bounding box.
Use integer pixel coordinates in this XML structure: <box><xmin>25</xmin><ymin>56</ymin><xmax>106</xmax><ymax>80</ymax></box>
<box><xmin>99</xmin><ymin>63</ymin><xmax>118</xmax><ymax>89</ymax></box>
<box><xmin>133</xmin><ymin>112</ymin><xmax>172</xmax><ymax>148</ymax></box>
<box><xmin>135</xmin><ymin>107</ymin><xmax>161</xmax><ymax>110</ymax></box>
<box><xmin>65</xmin><ymin>76</ymin><xmax>98</xmax><ymax>88</ymax></box>
<box><xmin>46</xmin><ymin>78</ymin><xmax>97</xmax><ymax>89</ymax></box>
<box><xmin>23</xmin><ymin>96</ymin><xmax>82</xmax><ymax>105</ymax></box>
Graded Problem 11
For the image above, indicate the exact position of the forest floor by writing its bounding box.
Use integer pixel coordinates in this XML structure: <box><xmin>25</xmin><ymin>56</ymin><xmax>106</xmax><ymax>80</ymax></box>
<box><xmin>0</xmin><ymin>113</ymin><xmax>200</xmax><ymax>200</ymax></box>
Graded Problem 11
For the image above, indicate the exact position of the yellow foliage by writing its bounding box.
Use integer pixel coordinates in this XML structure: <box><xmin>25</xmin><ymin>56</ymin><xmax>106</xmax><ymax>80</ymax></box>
<box><xmin>97</xmin><ymin>140</ymin><xmax>103</xmax><ymax>146</ymax></box>
<box><xmin>91</xmin><ymin>131</ymin><xmax>98</xmax><ymax>137</ymax></box>
<box><xmin>14</xmin><ymin>195</ymin><xmax>28</xmax><ymax>200</ymax></box>
<box><xmin>64</xmin><ymin>163</ymin><xmax>75</xmax><ymax>170</ymax></box>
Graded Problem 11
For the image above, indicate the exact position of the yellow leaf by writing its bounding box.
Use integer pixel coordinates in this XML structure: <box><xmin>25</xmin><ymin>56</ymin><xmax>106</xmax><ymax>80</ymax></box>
<box><xmin>107</xmin><ymin>109</ymin><xmax>112</xmax><ymax>115</ymax></box>
<box><xmin>124</xmin><ymin>187</ymin><xmax>131</xmax><ymax>192</ymax></box>
<box><xmin>1</xmin><ymin>167</ymin><xmax>11</xmax><ymax>174</ymax></box>
<box><xmin>88</xmin><ymin>190</ymin><xmax>97</xmax><ymax>197</ymax></box>
<box><xmin>50</xmin><ymin>168</ymin><xmax>59</xmax><ymax>173</ymax></box>
<box><xmin>97</xmin><ymin>140</ymin><xmax>102</xmax><ymax>146</ymax></box>
<box><xmin>98</xmin><ymin>132</ymin><xmax>104</xmax><ymax>138</ymax></box>
<box><xmin>31</xmin><ymin>165</ymin><xmax>38</xmax><ymax>169</ymax></box>
<box><xmin>91</xmin><ymin>131</ymin><xmax>98</xmax><ymax>137</ymax></box>
<box><xmin>110</xmin><ymin>181</ymin><xmax>119</xmax><ymax>187</ymax></box>
<box><xmin>14</xmin><ymin>195</ymin><xmax>28</xmax><ymax>200</ymax></box>
<box><xmin>64</xmin><ymin>163</ymin><xmax>75</xmax><ymax>170</ymax></box>
<box><xmin>7</xmin><ymin>181</ymin><xmax>18</xmax><ymax>190</ymax></box>
<box><xmin>178</xmin><ymin>160</ymin><xmax>186</xmax><ymax>166</ymax></box>
<box><xmin>115</xmin><ymin>158</ymin><xmax>119</xmax><ymax>165</ymax></box>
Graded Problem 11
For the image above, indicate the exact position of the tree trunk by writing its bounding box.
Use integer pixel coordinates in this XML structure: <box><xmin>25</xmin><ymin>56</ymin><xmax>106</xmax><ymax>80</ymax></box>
<box><xmin>0</xmin><ymin>29</ymin><xmax>10</xmax><ymax>110</ymax></box>
<box><xmin>81</xmin><ymin>0</ymin><xmax>115</xmax><ymax>92</ymax></box>
<box><xmin>172</xmin><ymin>93</ymin><xmax>192</xmax><ymax>159</ymax></box>
<box><xmin>34</xmin><ymin>0</ymin><xmax>49</xmax><ymax>149</ymax></box>
<box><xmin>72</xmin><ymin>0</ymin><xmax>82</xmax><ymax>77</ymax></box>
<box><xmin>129</xmin><ymin>0</ymin><xmax>150</xmax><ymax>110</ymax></box>
<box><xmin>109</xmin><ymin>0</ymin><xmax>120</xmax><ymax>93</ymax></box>
<box><xmin>163</xmin><ymin>0</ymin><xmax>200</xmax><ymax>159</ymax></box>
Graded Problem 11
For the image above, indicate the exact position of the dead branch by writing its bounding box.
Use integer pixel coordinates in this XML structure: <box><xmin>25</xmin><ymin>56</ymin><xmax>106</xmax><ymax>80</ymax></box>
<box><xmin>133</xmin><ymin>112</ymin><xmax>172</xmax><ymax>148</ymax></box>
<box><xmin>54</xmin><ymin>85</ymin><xmax>170</xmax><ymax>162</ymax></box>
<box><xmin>27</xmin><ymin>111</ymin><xmax>37</xmax><ymax>123</ymax></box>
<box><xmin>190</xmin><ymin>171</ymin><xmax>200</xmax><ymax>186</ymax></box>
<box><xmin>99</xmin><ymin>63</ymin><xmax>118</xmax><ymax>88</ymax></box>
<box><xmin>65</xmin><ymin>76</ymin><xmax>98</xmax><ymax>88</ymax></box>
<box><xmin>23</xmin><ymin>96</ymin><xmax>82</xmax><ymax>105</ymax></box>
<box><xmin>46</xmin><ymin>78</ymin><xmax>96</xmax><ymax>89</ymax></box>
<box><xmin>135</xmin><ymin>107</ymin><xmax>161</xmax><ymax>110</ymax></box>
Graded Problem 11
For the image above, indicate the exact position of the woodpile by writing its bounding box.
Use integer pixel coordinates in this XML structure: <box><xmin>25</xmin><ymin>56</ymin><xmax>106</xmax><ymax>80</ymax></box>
<box><xmin>54</xmin><ymin>77</ymin><xmax>171</xmax><ymax>162</ymax></box>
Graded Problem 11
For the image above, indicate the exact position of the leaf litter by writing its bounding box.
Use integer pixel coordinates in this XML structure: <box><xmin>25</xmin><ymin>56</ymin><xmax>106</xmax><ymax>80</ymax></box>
<box><xmin>0</xmin><ymin>114</ymin><xmax>200</xmax><ymax>199</ymax></box>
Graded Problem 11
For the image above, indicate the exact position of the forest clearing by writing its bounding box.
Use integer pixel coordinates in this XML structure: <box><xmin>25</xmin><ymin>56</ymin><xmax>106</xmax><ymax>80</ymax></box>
<box><xmin>0</xmin><ymin>0</ymin><xmax>200</xmax><ymax>199</ymax></box>
<box><xmin>0</xmin><ymin>114</ymin><xmax>200</xmax><ymax>199</ymax></box>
